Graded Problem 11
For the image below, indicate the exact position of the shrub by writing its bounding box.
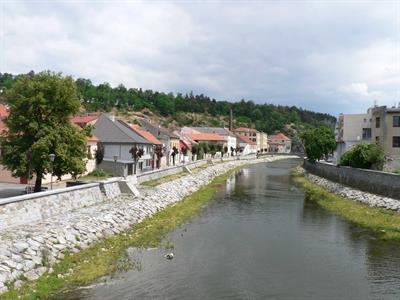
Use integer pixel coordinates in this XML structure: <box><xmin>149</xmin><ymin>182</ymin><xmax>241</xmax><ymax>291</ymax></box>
<box><xmin>87</xmin><ymin>169</ymin><xmax>111</xmax><ymax>177</ymax></box>
<box><xmin>339</xmin><ymin>143</ymin><xmax>385</xmax><ymax>170</ymax></box>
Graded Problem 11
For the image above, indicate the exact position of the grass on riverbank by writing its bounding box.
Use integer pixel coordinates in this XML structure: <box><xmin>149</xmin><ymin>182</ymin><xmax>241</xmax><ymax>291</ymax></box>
<box><xmin>293</xmin><ymin>170</ymin><xmax>400</xmax><ymax>240</ymax></box>
<box><xmin>2</xmin><ymin>165</ymin><xmax>245</xmax><ymax>300</ymax></box>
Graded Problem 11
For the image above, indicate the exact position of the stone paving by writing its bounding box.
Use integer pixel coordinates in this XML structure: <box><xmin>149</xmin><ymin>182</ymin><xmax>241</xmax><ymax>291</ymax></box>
<box><xmin>0</xmin><ymin>156</ymin><xmax>297</xmax><ymax>293</ymax></box>
<box><xmin>299</xmin><ymin>166</ymin><xmax>400</xmax><ymax>212</ymax></box>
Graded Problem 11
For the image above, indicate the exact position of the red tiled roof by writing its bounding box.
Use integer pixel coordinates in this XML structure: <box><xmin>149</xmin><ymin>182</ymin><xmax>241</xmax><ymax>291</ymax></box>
<box><xmin>187</xmin><ymin>133</ymin><xmax>225</xmax><ymax>142</ymax></box>
<box><xmin>0</xmin><ymin>104</ymin><xmax>9</xmax><ymax>119</ymax></box>
<box><xmin>130</xmin><ymin>124</ymin><xmax>162</xmax><ymax>145</ymax></box>
<box><xmin>235</xmin><ymin>133</ymin><xmax>256</xmax><ymax>145</ymax></box>
<box><xmin>70</xmin><ymin>115</ymin><xmax>99</xmax><ymax>124</ymax></box>
<box><xmin>268</xmin><ymin>141</ymin><xmax>284</xmax><ymax>145</ymax></box>
<box><xmin>233</xmin><ymin>127</ymin><xmax>258</xmax><ymax>133</ymax></box>
<box><xmin>270</xmin><ymin>132</ymin><xmax>290</xmax><ymax>140</ymax></box>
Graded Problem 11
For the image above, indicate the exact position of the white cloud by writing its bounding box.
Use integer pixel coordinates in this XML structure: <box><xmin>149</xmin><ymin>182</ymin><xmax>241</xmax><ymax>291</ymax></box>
<box><xmin>1</xmin><ymin>0</ymin><xmax>399</xmax><ymax>115</ymax></box>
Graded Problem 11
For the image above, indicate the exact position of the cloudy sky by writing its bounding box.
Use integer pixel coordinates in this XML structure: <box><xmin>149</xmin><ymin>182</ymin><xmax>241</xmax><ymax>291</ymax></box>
<box><xmin>1</xmin><ymin>0</ymin><xmax>399</xmax><ymax>115</ymax></box>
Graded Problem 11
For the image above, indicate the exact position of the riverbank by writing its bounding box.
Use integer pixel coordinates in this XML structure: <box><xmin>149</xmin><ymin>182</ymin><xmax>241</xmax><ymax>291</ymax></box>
<box><xmin>0</xmin><ymin>155</ymin><xmax>298</xmax><ymax>299</ymax></box>
<box><xmin>293</xmin><ymin>168</ymin><xmax>400</xmax><ymax>240</ymax></box>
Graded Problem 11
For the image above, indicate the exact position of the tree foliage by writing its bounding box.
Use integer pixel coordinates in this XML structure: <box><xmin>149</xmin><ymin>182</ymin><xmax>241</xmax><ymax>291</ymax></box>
<box><xmin>302</xmin><ymin>127</ymin><xmax>336</xmax><ymax>162</ymax></box>
<box><xmin>0</xmin><ymin>72</ymin><xmax>336</xmax><ymax>134</ymax></box>
<box><xmin>339</xmin><ymin>143</ymin><xmax>385</xmax><ymax>170</ymax></box>
<box><xmin>1</xmin><ymin>71</ymin><xmax>88</xmax><ymax>191</ymax></box>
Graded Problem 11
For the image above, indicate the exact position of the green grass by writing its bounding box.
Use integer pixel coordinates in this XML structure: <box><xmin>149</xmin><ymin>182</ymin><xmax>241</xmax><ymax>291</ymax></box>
<box><xmin>293</xmin><ymin>170</ymin><xmax>400</xmax><ymax>240</ymax></box>
<box><xmin>2</xmin><ymin>165</ymin><xmax>245</xmax><ymax>299</ymax></box>
<box><xmin>76</xmin><ymin>169</ymin><xmax>113</xmax><ymax>182</ymax></box>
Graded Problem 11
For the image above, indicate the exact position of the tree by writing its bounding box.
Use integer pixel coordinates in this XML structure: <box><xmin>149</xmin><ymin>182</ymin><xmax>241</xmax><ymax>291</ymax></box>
<box><xmin>171</xmin><ymin>146</ymin><xmax>179</xmax><ymax>165</ymax></box>
<box><xmin>223</xmin><ymin>146</ymin><xmax>228</xmax><ymax>157</ymax></box>
<box><xmin>302</xmin><ymin>126</ymin><xmax>336</xmax><ymax>162</ymax></box>
<box><xmin>339</xmin><ymin>143</ymin><xmax>384</xmax><ymax>170</ymax></box>
<box><xmin>95</xmin><ymin>142</ymin><xmax>104</xmax><ymax>165</ymax></box>
<box><xmin>191</xmin><ymin>144</ymin><xmax>199</xmax><ymax>161</ymax></box>
<box><xmin>1</xmin><ymin>71</ymin><xmax>88</xmax><ymax>192</ymax></box>
<box><xmin>154</xmin><ymin>145</ymin><xmax>164</xmax><ymax>168</ymax></box>
<box><xmin>129</xmin><ymin>145</ymin><xmax>144</xmax><ymax>174</ymax></box>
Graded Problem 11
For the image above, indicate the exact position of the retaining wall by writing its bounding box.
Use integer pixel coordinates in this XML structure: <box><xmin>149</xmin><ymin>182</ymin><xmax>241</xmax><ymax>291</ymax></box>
<box><xmin>0</xmin><ymin>183</ymin><xmax>104</xmax><ymax>231</ymax></box>
<box><xmin>303</xmin><ymin>160</ymin><xmax>400</xmax><ymax>200</ymax></box>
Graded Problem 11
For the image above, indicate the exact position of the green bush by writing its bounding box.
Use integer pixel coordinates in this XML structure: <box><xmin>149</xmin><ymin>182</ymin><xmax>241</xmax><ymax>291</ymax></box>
<box><xmin>339</xmin><ymin>143</ymin><xmax>385</xmax><ymax>170</ymax></box>
<box><xmin>86</xmin><ymin>169</ymin><xmax>111</xmax><ymax>177</ymax></box>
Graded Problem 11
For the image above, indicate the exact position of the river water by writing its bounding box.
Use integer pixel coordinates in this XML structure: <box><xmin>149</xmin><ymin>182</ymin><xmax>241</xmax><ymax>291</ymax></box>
<box><xmin>65</xmin><ymin>159</ymin><xmax>400</xmax><ymax>300</ymax></box>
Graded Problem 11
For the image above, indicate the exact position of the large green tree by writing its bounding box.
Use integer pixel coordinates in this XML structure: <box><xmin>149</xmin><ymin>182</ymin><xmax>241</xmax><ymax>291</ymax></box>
<box><xmin>302</xmin><ymin>126</ymin><xmax>336</xmax><ymax>162</ymax></box>
<box><xmin>339</xmin><ymin>143</ymin><xmax>385</xmax><ymax>170</ymax></box>
<box><xmin>1</xmin><ymin>71</ymin><xmax>90</xmax><ymax>192</ymax></box>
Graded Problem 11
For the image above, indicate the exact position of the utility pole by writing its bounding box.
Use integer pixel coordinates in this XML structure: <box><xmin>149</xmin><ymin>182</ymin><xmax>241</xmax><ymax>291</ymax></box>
<box><xmin>229</xmin><ymin>108</ymin><xmax>233</xmax><ymax>131</ymax></box>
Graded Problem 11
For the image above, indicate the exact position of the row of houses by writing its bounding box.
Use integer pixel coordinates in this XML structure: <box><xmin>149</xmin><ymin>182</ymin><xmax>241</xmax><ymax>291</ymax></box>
<box><xmin>0</xmin><ymin>106</ymin><xmax>292</xmax><ymax>182</ymax></box>
<box><xmin>334</xmin><ymin>105</ymin><xmax>400</xmax><ymax>170</ymax></box>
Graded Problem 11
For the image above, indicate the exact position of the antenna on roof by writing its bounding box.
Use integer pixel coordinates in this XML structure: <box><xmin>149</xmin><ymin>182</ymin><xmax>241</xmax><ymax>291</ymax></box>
<box><xmin>373</xmin><ymin>99</ymin><xmax>377</xmax><ymax>107</ymax></box>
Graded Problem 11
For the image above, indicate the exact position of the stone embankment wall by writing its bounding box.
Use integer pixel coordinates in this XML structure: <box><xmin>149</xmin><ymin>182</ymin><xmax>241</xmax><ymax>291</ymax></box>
<box><xmin>0</xmin><ymin>155</ymin><xmax>297</xmax><ymax>293</ymax></box>
<box><xmin>299</xmin><ymin>167</ymin><xmax>400</xmax><ymax>212</ymax></box>
<box><xmin>0</xmin><ymin>180</ymin><xmax>121</xmax><ymax>231</ymax></box>
<box><xmin>303</xmin><ymin>160</ymin><xmax>400</xmax><ymax>200</ymax></box>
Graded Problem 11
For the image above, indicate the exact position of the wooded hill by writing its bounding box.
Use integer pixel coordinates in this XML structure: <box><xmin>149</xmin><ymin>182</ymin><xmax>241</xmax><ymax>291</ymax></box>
<box><xmin>0</xmin><ymin>72</ymin><xmax>336</xmax><ymax>135</ymax></box>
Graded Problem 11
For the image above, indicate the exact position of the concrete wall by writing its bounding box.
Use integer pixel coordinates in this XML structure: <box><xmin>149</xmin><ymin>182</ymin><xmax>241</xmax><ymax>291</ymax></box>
<box><xmin>0</xmin><ymin>183</ymin><xmax>103</xmax><ymax>230</ymax></box>
<box><xmin>303</xmin><ymin>160</ymin><xmax>400</xmax><ymax>200</ymax></box>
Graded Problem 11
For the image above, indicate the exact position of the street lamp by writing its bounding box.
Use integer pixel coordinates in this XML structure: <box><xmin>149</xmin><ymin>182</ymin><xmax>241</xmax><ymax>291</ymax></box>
<box><xmin>49</xmin><ymin>153</ymin><xmax>55</xmax><ymax>190</ymax></box>
<box><xmin>113</xmin><ymin>155</ymin><xmax>118</xmax><ymax>176</ymax></box>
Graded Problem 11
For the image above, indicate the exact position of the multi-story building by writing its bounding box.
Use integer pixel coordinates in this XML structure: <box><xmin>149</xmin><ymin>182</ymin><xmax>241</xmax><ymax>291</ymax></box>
<box><xmin>334</xmin><ymin>105</ymin><xmax>400</xmax><ymax>169</ymax></box>
<box><xmin>268</xmin><ymin>133</ymin><xmax>291</xmax><ymax>153</ymax></box>
<box><xmin>233</xmin><ymin>127</ymin><xmax>268</xmax><ymax>152</ymax></box>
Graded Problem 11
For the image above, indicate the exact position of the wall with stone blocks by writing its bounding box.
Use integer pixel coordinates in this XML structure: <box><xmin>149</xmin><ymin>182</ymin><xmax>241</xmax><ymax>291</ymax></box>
<box><xmin>303</xmin><ymin>160</ymin><xmax>400</xmax><ymax>200</ymax></box>
<box><xmin>0</xmin><ymin>183</ymin><xmax>104</xmax><ymax>231</ymax></box>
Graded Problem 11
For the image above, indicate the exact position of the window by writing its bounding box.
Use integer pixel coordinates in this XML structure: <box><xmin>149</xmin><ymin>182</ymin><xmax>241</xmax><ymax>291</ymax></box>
<box><xmin>363</xmin><ymin>118</ymin><xmax>366</xmax><ymax>123</ymax></box>
<box><xmin>393</xmin><ymin>116</ymin><xmax>400</xmax><ymax>127</ymax></box>
<box><xmin>393</xmin><ymin>136</ymin><xmax>400</xmax><ymax>148</ymax></box>
<box><xmin>362</xmin><ymin>128</ymin><xmax>371</xmax><ymax>139</ymax></box>
<box><xmin>376</xmin><ymin>117</ymin><xmax>380</xmax><ymax>128</ymax></box>
<box><xmin>375</xmin><ymin>136</ymin><xmax>380</xmax><ymax>144</ymax></box>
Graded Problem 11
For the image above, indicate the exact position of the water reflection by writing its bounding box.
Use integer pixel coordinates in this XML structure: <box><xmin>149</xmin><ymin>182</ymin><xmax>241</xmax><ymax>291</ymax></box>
<box><xmin>61</xmin><ymin>159</ymin><xmax>400</xmax><ymax>300</ymax></box>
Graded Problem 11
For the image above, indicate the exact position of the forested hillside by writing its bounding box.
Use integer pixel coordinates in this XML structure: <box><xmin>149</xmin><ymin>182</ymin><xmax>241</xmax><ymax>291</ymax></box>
<box><xmin>0</xmin><ymin>72</ymin><xmax>336</xmax><ymax>134</ymax></box>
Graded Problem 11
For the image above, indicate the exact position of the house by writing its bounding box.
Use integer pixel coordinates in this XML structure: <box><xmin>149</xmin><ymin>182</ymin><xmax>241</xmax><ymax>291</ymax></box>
<box><xmin>93</xmin><ymin>114</ymin><xmax>153</xmax><ymax>176</ymax></box>
<box><xmin>233</xmin><ymin>127</ymin><xmax>268</xmax><ymax>152</ymax></box>
<box><xmin>0</xmin><ymin>106</ymin><xmax>98</xmax><ymax>184</ymax></box>
<box><xmin>69</xmin><ymin>114</ymin><xmax>99</xmax><ymax>128</ymax></box>
<box><xmin>335</xmin><ymin>105</ymin><xmax>400</xmax><ymax>170</ymax></box>
<box><xmin>138</xmin><ymin>118</ymin><xmax>180</xmax><ymax>166</ymax></box>
<box><xmin>129</xmin><ymin>124</ymin><xmax>163</xmax><ymax>168</ymax></box>
<box><xmin>235</xmin><ymin>133</ymin><xmax>257</xmax><ymax>155</ymax></box>
<box><xmin>268</xmin><ymin>133</ymin><xmax>291</xmax><ymax>153</ymax></box>
<box><xmin>184</xmin><ymin>127</ymin><xmax>237</xmax><ymax>155</ymax></box>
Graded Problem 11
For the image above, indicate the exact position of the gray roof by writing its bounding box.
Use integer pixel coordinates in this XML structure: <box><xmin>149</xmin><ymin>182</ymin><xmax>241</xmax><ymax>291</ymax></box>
<box><xmin>191</xmin><ymin>127</ymin><xmax>235</xmax><ymax>137</ymax></box>
<box><xmin>138</xmin><ymin>118</ymin><xmax>179</xmax><ymax>139</ymax></box>
<box><xmin>93</xmin><ymin>114</ymin><xmax>151</xmax><ymax>144</ymax></box>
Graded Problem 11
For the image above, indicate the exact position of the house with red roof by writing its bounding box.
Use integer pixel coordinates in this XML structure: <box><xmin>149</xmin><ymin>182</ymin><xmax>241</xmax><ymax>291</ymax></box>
<box><xmin>268</xmin><ymin>132</ymin><xmax>291</xmax><ymax>153</ymax></box>
<box><xmin>233</xmin><ymin>127</ymin><xmax>268</xmax><ymax>152</ymax></box>
<box><xmin>235</xmin><ymin>133</ymin><xmax>257</xmax><ymax>155</ymax></box>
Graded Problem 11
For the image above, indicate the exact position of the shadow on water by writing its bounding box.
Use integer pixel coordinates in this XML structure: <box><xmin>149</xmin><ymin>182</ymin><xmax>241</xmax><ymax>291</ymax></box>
<box><xmin>61</xmin><ymin>159</ymin><xmax>400</xmax><ymax>300</ymax></box>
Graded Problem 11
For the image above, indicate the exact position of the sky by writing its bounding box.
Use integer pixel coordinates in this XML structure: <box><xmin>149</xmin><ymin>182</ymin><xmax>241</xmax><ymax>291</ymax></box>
<box><xmin>1</xmin><ymin>0</ymin><xmax>399</xmax><ymax>115</ymax></box>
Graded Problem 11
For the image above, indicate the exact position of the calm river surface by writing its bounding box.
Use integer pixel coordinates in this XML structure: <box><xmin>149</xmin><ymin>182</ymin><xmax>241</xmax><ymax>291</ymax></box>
<box><xmin>65</xmin><ymin>159</ymin><xmax>400</xmax><ymax>300</ymax></box>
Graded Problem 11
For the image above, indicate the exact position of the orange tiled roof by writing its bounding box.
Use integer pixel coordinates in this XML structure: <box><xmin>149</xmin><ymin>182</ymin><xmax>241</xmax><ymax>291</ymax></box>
<box><xmin>130</xmin><ymin>124</ymin><xmax>162</xmax><ymax>145</ymax></box>
<box><xmin>187</xmin><ymin>133</ymin><xmax>225</xmax><ymax>142</ymax></box>
<box><xmin>0</xmin><ymin>104</ymin><xmax>9</xmax><ymax>119</ymax></box>
<box><xmin>235</xmin><ymin>134</ymin><xmax>256</xmax><ymax>145</ymax></box>
<box><xmin>233</xmin><ymin>127</ymin><xmax>258</xmax><ymax>133</ymax></box>
<box><xmin>70</xmin><ymin>115</ymin><xmax>99</xmax><ymax>124</ymax></box>
<box><xmin>270</xmin><ymin>132</ymin><xmax>290</xmax><ymax>140</ymax></box>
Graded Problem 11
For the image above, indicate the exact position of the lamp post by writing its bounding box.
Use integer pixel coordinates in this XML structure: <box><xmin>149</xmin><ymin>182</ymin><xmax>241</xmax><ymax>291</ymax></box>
<box><xmin>49</xmin><ymin>153</ymin><xmax>55</xmax><ymax>190</ymax></box>
<box><xmin>113</xmin><ymin>155</ymin><xmax>118</xmax><ymax>176</ymax></box>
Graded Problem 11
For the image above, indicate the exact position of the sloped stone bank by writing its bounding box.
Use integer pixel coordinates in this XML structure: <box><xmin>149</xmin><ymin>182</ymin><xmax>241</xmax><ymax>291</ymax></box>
<box><xmin>298</xmin><ymin>167</ymin><xmax>400</xmax><ymax>212</ymax></box>
<box><xmin>0</xmin><ymin>155</ymin><xmax>297</xmax><ymax>293</ymax></box>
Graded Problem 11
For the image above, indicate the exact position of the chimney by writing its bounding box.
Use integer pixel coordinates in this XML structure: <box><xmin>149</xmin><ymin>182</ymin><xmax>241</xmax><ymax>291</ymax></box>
<box><xmin>229</xmin><ymin>108</ymin><xmax>233</xmax><ymax>131</ymax></box>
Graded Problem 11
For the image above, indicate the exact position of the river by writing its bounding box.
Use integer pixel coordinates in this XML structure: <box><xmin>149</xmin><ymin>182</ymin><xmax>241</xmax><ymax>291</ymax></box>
<box><xmin>64</xmin><ymin>159</ymin><xmax>400</xmax><ymax>300</ymax></box>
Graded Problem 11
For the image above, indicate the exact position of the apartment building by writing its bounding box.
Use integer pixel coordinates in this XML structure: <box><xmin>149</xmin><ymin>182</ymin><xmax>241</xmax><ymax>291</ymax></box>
<box><xmin>233</xmin><ymin>127</ymin><xmax>268</xmax><ymax>152</ymax></box>
<box><xmin>334</xmin><ymin>105</ymin><xmax>400</xmax><ymax>168</ymax></box>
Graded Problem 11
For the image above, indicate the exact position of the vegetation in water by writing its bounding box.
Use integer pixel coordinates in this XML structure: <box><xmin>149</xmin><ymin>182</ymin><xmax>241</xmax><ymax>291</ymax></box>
<box><xmin>1</xmin><ymin>165</ymin><xmax>245</xmax><ymax>300</ymax></box>
<box><xmin>339</xmin><ymin>143</ymin><xmax>385</xmax><ymax>170</ymax></box>
<box><xmin>293</xmin><ymin>170</ymin><xmax>400</xmax><ymax>240</ymax></box>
